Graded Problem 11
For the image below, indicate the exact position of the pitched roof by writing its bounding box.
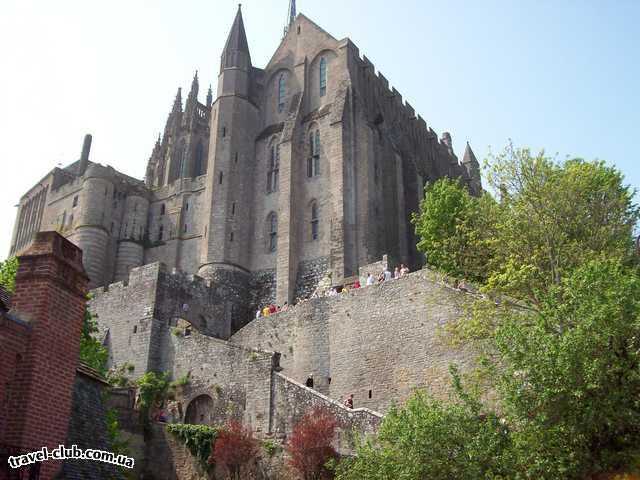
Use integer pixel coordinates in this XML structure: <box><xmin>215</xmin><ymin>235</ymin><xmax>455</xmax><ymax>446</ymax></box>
<box><xmin>223</xmin><ymin>5</ymin><xmax>250</xmax><ymax>57</ymax></box>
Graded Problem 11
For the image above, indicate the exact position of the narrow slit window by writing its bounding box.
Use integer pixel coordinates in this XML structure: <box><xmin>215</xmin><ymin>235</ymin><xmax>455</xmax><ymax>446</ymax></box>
<box><xmin>278</xmin><ymin>74</ymin><xmax>286</xmax><ymax>113</ymax></box>
<box><xmin>319</xmin><ymin>57</ymin><xmax>327</xmax><ymax>97</ymax></box>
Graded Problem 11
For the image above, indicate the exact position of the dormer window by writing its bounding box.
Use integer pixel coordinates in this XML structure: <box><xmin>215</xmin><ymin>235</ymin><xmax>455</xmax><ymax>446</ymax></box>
<box><xmin>278</xmin><ymin>74</ymin><xmax>286</xmax><ymax>113</ymax></box>
<box><xmin>319</xmin><ymin>57</ymin><xmax>327</xmax><ymax>97</ymax></box>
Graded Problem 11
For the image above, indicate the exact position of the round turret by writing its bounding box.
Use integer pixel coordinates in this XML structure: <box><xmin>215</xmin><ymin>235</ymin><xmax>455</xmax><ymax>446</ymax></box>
<box><xmin>114</xmin><ymin>193</ymin><xmax>150</xmax><ymax>282</ymax></box>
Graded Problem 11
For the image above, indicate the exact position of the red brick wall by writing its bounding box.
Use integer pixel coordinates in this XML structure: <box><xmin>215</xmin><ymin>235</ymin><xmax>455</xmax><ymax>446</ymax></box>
<box><xmin>0</xmin><ymin>232</ymin><xmax>88</xmax><ymax>480</ymax></box>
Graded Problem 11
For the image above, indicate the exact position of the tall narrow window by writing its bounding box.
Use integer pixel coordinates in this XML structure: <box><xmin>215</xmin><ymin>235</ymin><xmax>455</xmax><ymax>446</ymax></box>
<box><xmin>278</xmin><ymin>74</ymin><xmax>286</xmax><ymax>113</ymax></box>
<box><xmin>158</xmin><ymin>225</ymin><xmax>164</xmax><ymax>241</ymax></box>
<box><xmin>160</xmin><ymin>204</ymin><xmax>165</xmax><ymax>215</ymax></box>
<box><xmin>72</xmin><ymin>195</ymin><xmax>78</xmax><ymax>207</ymax></box>
<box><xmin>311</xmin><ymin>202</ymin><xmax>319</xmax><ymax>240</ymax></box>
<box><xmin>307</xmin><ymin>130</ymin><xmax>320</xmax><ymax>177</ymax></box>
<box><xmin>319</xmin><ymin>57</ymin><xmax>327</xmax><ymax>97</ymax></box>
<box><xmin>268</xmin><ymin>212</ymin><xmax>278</xmax><ymax>252</ymax></box>
<box><xmin>267</xmin><ymin>143</ymin><xmax>280</xmax><ymax>193</ymax></box>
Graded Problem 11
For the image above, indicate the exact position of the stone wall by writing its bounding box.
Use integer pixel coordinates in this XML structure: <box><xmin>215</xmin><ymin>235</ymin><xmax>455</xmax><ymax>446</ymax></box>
<box><xmin>231</xmin><ymin>267</ymin><xmax>477</xmax><ymax>413</ymax></box>
<box><xmin>59</xmin><ymin>366</ymin><xmax>124</xmax><ymax>479</ymax></box>
<box><xmin>272</xmin><ymin>372</ymin><xmax>382</xmax><ymax>454</ymax></box>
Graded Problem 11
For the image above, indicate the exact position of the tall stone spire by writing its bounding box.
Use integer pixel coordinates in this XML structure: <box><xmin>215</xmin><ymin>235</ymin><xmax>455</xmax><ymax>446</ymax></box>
<box><xmin>220</xmin><ymin>4</ymin><xmax>251</xmax><ymax>73</ymax></box>
<box><xmin>188</xmin><ymin>70</ymin><xmax>199</xmax><ymax>102</ymax></box>
<box><xmin>172</xmin><ymin>87</ymin><xmax>183</xmax><ymax>114</ymax></box>
<box><xmin>206</xmin><ymin>85</ymin><xmax>213</xmax><ymax>108</ymax></box>
<box><xmin>462</xmin><ymin>142</ymin><xmax>478</xmax><ymax>165</ymax></box>
<box><xmin>284</xmin><ymin>0</ymin><xmax>296</xmax><ymax>34</ymax></box>
<box><xmin>462</xmin><ymin>142</ymin><xmax>482</xmax><ymax>196</ymax></box>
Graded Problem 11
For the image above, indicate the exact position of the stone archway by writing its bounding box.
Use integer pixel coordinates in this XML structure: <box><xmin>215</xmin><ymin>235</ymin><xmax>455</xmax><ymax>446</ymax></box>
<box><xmin>184</xmin><ymin>394</ymin><xmax>214</xmax><ymax>425</ymax></box>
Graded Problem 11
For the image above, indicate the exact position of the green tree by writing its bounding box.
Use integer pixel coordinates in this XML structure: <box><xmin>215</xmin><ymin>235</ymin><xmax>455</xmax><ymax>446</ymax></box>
<box><xmin>484</xmin><ymin>144</ymin><xmax>639</xmax><ymax>307</ymax></box>
<box><xmin>335</xmin><ymin>387</ymin><xmax>510</xmax><ymax>480</ymax></box>
<box><xmin>412</xmin><ymin>178</ymin><xmax>497</xmax><ymax>283</ymax></box>
<box><xmin>0</xmin><ymin>257</ymin><xmax>18</xmax><ymax>293</ymax></box>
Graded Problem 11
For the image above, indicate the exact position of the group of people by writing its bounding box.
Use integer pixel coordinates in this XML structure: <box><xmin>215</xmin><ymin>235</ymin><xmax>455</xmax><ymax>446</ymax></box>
<box><xmin>365</xmin><ymin>263</ymin><xmax>410</xmax><ymax>286</ymax></box>
<box><xmin>255</xmin><ymin>264</ymin><xmax>411</xmax><ymax>319</ymax></box>
<box><xmin>256</xmin><ymin>302</ymin><xmax>290</xmax><ymax>319</ymax></box>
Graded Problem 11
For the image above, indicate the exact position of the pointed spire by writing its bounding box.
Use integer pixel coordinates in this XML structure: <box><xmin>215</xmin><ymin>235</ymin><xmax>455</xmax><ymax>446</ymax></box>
<box><xmin>285</xmin><ymin>0</ymin><xmax>296</xmax><ymax>34</ymax></box>
<box><xmin>206</xmin><ymin>84</ymin><xmax>213</xmax><ymax>108</ymax></box>
<box><xmin>172</xmin><ymin>87</ymin><xmax>183</xmax><ymax>113</ymax></box>
<box><xmin>189</xmin><ymin>70</ymin><xmax>199</xmax><ymax>101</ymax></box>
<box><xmin>221</xmin><ymin>4</ymin><xmax>251</xmax><ymax>71</ymax></box>
<box><xmin>462</xmin><ymin>141</ymin><xmax>479</xmax><ymax>165</ymax></box>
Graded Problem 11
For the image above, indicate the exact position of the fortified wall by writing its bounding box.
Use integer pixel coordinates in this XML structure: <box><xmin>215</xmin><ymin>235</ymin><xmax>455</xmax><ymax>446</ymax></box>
<box><xmin>90</xmin><ymin>259</ymin><xmax>477</xmax><ymax>444</ymax></box>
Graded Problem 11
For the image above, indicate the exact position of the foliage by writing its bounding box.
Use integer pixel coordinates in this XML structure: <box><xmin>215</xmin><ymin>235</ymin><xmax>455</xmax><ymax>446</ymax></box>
<box><xmin>79</xmin><ymin>302</ymin><xmax>108</xmax><ymax>375</ymax></box>
<box><xmin>107</xmin><ymin>362</ymin><xmax>135</xmax><ymax>387</ymax></box>
<box><xmin>169</xmin><ymin>374</ymin><xmax>190</xmax><ymax>389</ymax></box>
<box><xmin>338</xmin><ymin>143</ymin><xmax>640</xmax><ymax>479</ymax></box>
<box><xmin>167</xmin><ymin>423</ymin><xmax>218</xmax><ymax>470</ymax></box>
<box><xmin>492</xmin><ymin>260</ymin><xmax>640</xmax><ymax>479</ymax></box>
<box><xmin>262</xmin><ymin>439</ymin><xmax>281</xmax><ymax>457</ymax></box>
<box><xmin>412</xmin><ymin>178</ymin><xmax>497</xmax><ymax>283</ymax></box>
<box><xmin>287</xmin><ymin>407</ymin><xmax>339</xmax><ymax>480</ymax></box>
<box><xmin>335</xmin><ymin>386</ymin><xmax>510</xmax><ymax>480</ymax></box>
<box><xmin>105</xmin><ymin>408</ymin><xmax>133</xmax><ymax>478</ymax></box>
<box><xmin>136</xmin><ymin>371</ymin><xmax>170</xmax><ymax>423</ymax></box>
<box><xmin>210</xmin><ymin>421</ymin><xmax>259</xmax><ymax>480</ymax></box>
<box><xmin>483</xmin><ymin>144</ymin><xmax>639</xmax><ymax>307</ymax></box>
<box><xmin>0</xmin><ymin>256</ymin><xmax>18</xmax><ymax>293</ymax></box>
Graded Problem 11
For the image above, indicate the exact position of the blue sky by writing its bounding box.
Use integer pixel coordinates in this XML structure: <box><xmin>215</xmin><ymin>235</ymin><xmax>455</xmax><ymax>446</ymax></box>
<box><xmin>1</xmin><ymin>0</ymin><xmax>638</xmax><ymax>258</ymax></box>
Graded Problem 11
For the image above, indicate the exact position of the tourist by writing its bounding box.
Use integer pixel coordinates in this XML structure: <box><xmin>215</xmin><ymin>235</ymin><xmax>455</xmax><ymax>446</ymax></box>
<box><xmin>353</xmin><ymin>280</ymin><xmax>361</xmax><ymax>289</ymax></box>
<box><xmin>366</xmin><ymin>273</ymin><xmax>375</xmax><ymax>286</ymax></box>
<box><xmin>256</xmin><ymin>309</ymin><xmax>262</xmax><ymax>319</ymax></box>
<box><xmin>269</xmin><ymin>304</ymin><xmax>277</xmax><ymax>315</ymax></box>
<box><xmin>282</xmin><ymin>302</ymin><xmax>289</xmax><ymax>312</ymax></box>
<box><xmin>400</xmin><ymin>264</ymin><xmax>410</xmax><ymax>276</ymax></box>
<box><xmin>305</xmin><ymin>374</ymin><xmax>314</xmax><ymax>389</ymax></box>
<box><xmin>394</xmin><ymin>266</ymin><xmax>401</xmax><ymax>279</ymax></box>
<box><xmin>262</xmin><ymin>305</ymin><xmax>270</xmax><ymax>317</ymax></box>
<box><xmin>377</xmin><ymin>271</ymin><xmax>385</xmax><ymax>283</ymax></box>
<box><xmin>344</xmin><ymin>394</ymin><xmax>354</xmax><ymax>409</ymax></box>
<box><xmin>383</xmin><ymin>267</ymin><xmax>392</xmax><ymax>282</ymax></box>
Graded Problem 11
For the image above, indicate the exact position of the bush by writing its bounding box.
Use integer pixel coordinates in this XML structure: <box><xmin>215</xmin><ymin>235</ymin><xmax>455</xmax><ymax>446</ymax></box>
<box><xmin>287</xmin><ymin>407</ymin><xmax>339</xmax><ymax>480</ymax></box>
<box><xmin>168</xmin><ymin>423</ymin><xmax>218</xmax><ymax>470</ymax></box>
<box><xmin>210</xmin><ymin>421</ymin><xmax>259</xmax><ymax>480</ymax></box>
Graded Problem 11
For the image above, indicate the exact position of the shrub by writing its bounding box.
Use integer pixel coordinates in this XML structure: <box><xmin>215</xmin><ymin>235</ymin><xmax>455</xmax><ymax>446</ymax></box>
<box><xmin>210</xmin><ymin>421</ymin><xmax>259</xmax><ymax>480</ymax></box>
<box><xmin>287</xmin><ymin>407</ymin><xmax>339</xmax><ymax>480</ymax></box>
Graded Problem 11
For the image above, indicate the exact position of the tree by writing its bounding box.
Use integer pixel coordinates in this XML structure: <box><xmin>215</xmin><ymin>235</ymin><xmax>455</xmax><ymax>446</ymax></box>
<box><xmin>210</xmin><ymin>421</ymin><xmax>258</xmax><ymax>480</ymax></box>
<box><xmin>0</xmin><ymin>257</ymin><xmax>18</xmax><ymax>293</ymax></box>
<box><xmin>335</xmin><ymin>388</ymin><xmax>510</xmax><ymax>480</ymax></box>
<box><xmin>287</xmin><ymin>407</ymin><xmax>339</xmax><ymax>480</ymax></box>
<box><xmin>412</xmin><ymin>178</ymin><xmax>497</xmax><ymax>283</ymax></box>
<box><xmin>483</xmin><ymin>144</ymin><xmax>639</xmax><ymax>307</ymax></box>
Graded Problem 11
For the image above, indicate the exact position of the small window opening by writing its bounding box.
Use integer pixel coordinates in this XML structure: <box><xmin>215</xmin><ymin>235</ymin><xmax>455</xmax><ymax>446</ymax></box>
<box><xmin>229</xmin><ymin>231</ymin><xmax>234</xmax><ymax>242</ymax></box>
<box><xmin>219</xmin><ymin>171</ymin><xmax>223</xmax><ymax>184</ymax></box>
<box><xmin>222</xmin><ymin>126</ymin><xmax>226</xmax><ymax>137</ymax></box>
<box><xmin>368</xmin><ymin>389</ymin><xmax>372</xmax><ymax>399</ymax></box>
<box><xmin>185</xmin><ymin>202</ymin><xmax>189</xmax><ymax>211</ymax></box>
<box><xmin>231</xmin><ymin>202</ymin><xmax>236</xmax><ymax>216</ymax></box>
<box><xmin>183</xmin><ymin>224</ymin><xmax>188</xmax><ymax>233</ymax></box>
<box><xmin>160</xmin><ymin>204</ymin><xmax>165</xmax><ymax>215</ymax></box>
<box><xmin>235</xmin><ymin>152</ymin><xmax>238</xmax><ymax>163</ymax></box>
<box><xmin>133</xmin><ymin>325</ymin><xmax>138</xmax><ymax>334</ymax></box>
<box><xmin>73</xmin><ymin>195</ymin><xmax>78</xmax><ymax>207</ymax></box>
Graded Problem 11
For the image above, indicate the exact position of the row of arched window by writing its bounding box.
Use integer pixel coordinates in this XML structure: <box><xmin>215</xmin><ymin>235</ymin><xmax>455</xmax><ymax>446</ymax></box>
<box><xmin>276</xmin><ymin>56</ymin><xmax>327</xmax><ymax>114</ymax></box>
<box><xmin>265</xmin><ymin>200</ymin><xmax>320</xmax><ymax>253</ymax></box>
<box><xmin>267</xmin><ymin>128</ymin><xmax>321</xmax><ymax>194</ymax></box>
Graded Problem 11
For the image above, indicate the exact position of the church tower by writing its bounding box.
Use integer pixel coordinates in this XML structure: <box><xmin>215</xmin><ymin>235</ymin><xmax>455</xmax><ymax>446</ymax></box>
<box><xmin>198</xmin><ymin>5</ymin><xmax>260</xmax><ymax>329</ymax></box>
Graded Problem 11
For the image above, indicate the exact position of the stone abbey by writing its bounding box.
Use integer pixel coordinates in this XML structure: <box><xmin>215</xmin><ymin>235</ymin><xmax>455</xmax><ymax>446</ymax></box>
<box><xmin>7</xmin><ymin>7</ymin><xmax>482</xmax><ymax>458</ymax></box>
<box><xmin>10</xmin><ymin>6</ymin><xmax>481</xmax><ymax>322</ymax></box>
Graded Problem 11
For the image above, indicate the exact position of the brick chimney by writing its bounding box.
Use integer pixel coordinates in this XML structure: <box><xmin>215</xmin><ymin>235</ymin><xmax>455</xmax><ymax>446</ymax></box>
<box><xmin>2</xmin><ymin>232</ymin><xmax>89</xmax><ymax>479</ymax></box>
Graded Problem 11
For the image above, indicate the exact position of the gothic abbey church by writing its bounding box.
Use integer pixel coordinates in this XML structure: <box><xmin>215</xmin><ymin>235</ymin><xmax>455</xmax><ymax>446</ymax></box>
<box><xmin>10</xmin><ymin>6</ymin><xmax>481</xmax><ymax>328</ymax></box>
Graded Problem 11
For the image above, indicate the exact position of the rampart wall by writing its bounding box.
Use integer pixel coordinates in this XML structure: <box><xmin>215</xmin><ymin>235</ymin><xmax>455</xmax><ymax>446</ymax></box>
<box><xmin>231</xmin><ymin>267</ymin><xmax>477</xmax><ymax>413</ymax></box>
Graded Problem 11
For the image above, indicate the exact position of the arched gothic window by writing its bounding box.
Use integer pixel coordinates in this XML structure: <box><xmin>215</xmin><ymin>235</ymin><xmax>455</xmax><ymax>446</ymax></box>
<box><xmin>307</xmin><ymin>130</ymin><xmax>320</xmax><ymax>177</ymax></box>
<box><xmin>267</xmin><ymin>143</ymin><xmax>280</xmax><ymax>193</ymax></box>
<box><xmin>310</xmin><ymin>202</ymin><xmax>319</xmax><ymax>240</ymax></box>
<box><xmin>268</xmin><ymin>212</ymin><xmax>278</xmax><ymax>252</ymax></box>
<box><xmin>278</xmin><ymin>74</ymin><xmax>286</xmax><ymax>113</ymax></box>
<box><xmin>319</xmin><ymin>57</ymin><xmax>327</xmax><ymax>97</ymax></box>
